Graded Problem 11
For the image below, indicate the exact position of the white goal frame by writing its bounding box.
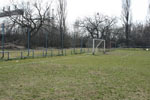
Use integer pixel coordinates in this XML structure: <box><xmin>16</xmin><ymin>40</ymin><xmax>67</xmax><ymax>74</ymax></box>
<box><xmin>92</xmin><ymin>39</ymin><xmax>106</xmax><ymax>55</ymax></box>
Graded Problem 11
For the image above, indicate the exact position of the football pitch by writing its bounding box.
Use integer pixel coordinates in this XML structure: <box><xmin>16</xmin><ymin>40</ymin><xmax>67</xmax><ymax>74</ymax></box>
<box><xmin>0</xmin><ymin>49</ymin><xmax>150</xmax><ymax>100</ymax></box>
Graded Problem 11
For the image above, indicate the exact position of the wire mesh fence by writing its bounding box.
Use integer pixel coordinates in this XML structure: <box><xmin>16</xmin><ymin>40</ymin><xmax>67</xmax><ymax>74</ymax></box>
<box><xmin>1</xmin><ymin>25</ymin><xmax>150</xmax><ymax>61</ymax></box>
<box><xmin>0</xmin><ymin>35</ymin><xmax>95</xmax><ymax>61</ymax></box>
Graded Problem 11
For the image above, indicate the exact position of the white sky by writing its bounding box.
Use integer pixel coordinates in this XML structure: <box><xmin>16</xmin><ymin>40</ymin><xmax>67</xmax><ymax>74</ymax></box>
<box><xmin>0</xmin><ymin>0</ymin><xmax>149</xmax><ymax>25</ymax></box>
<box><xmin>67</xmin><ymin>0</ymin><xmax>148</xmax><ymax>24</ymax></box>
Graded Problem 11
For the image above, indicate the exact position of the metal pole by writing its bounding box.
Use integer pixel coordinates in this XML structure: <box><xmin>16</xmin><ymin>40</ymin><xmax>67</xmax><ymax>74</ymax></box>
<box><xmin>51</xmin><ymin>48</ymin><xmax>53</xmax><ymax>57</ymax></box>
<box><xmin>27</xmin><ymin>27</ymin><xmax>30</xmax><ymax>56</ymax></box>
<box><xmin>1</xmin><ymin>23</ymin><xmax>5</xmax><ymax>58</ymax></box>
<box><xmin>32</xmin><ymin>50</ymin><xmax>34</xmax><ymax>58</ymax></box>
<box><xmin>45</xmin><ymin>32</ymin><xmax>48</xmax><ymax>56</ymax></box>
<box><xmin>65</xmin><ymin>49</ymin><xmax>66</xmax><ymax>56</ymax></box>
<box><xmin>60</xmin><ymin>29</ymin><xmax>64</xmax><ymax>56</ymax></box>
<box><xmin>21</xmin><ymin>51</ymin><xmax>23</xmax><ymax>59</ymax></box>
<box><xmin>104</xmin><ymin>40</ymin><xmax>106</xmax><ymax>54</ymax></box>
<box><xmin>80</xmin><ymin>37</ymin><xmax>83</xmax><ymax>53</ymax></box>
<box><xmin>92</xmin><ymin>39</ymin><xmax>95</xmax><ymax>55</ymax></box>
<box><xmin>88</xmin><ymin>40</ymin><xmax>89</xmax><ymax>53</ymax></box>
<box><xmin>74</xmin><ymin>34</ymin><xmax>76</xmax><ymax>54</ymax></box>
<box><xmin>43</xmin><ymin>50</ymin><xmax>45</xmax><ymax>57</ymax></box>
<box><xmin>7</xmin><ymin>52</ymin><xmax>9</xmax><ymax>60</ymax></box>
<box><xmin>62</xmin><ymin>31</ymin><xmax>64</xmax><ymax>55</ymax></box>
<box><xmin>58</xmin><ymin>49</ymin><xmax>59</xmax><ymax>56</ymax></box>
<box><xmin>71</xmin><ymin>38</ymin><xmax>73</xmax><ymax>55</ymax></box>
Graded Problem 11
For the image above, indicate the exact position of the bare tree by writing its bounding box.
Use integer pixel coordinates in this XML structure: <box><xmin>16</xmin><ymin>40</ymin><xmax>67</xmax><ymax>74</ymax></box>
<box><xmin>76</xmin><ymin>13</ymin><xmax>116</xmax><ymax>39</ymax></box>
<box><xmin>122</xmin><ymin>0</ymin><xmax>132</xmax><ymax>47</ymax></box>
<box><xmin>57</xmin><ymin>0</ymin><xmax>67</xmax><ymax>54</ymax></box>
<box><xmin>8</xmin><ymin>0</ymin><xmax>52</xmax><ymax>47</ymax></box>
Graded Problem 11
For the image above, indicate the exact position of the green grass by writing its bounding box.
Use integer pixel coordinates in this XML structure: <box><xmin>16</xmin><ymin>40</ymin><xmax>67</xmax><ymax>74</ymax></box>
<box><xmin>0</xmin><ymin>49</ymin><xmax>150</xmax><ymax>100</ymax></box>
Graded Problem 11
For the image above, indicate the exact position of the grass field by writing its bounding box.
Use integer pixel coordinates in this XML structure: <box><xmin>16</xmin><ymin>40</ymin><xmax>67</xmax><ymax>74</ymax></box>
<box><xmin>0</xmin><ymin>49</ymin><xmax>150</xmax><ymax>100</ymax></box>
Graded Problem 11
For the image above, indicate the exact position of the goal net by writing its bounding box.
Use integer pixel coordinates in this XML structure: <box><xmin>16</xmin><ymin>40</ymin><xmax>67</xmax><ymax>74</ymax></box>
<box><xmin>85</xmin><ymin>38</ymin><xmax>106</xmax><ymax>55</ymax></box>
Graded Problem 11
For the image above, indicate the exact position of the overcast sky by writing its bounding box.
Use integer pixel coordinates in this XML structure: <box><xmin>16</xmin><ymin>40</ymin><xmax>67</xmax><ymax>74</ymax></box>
<box><xmin>0</xmin><ymin>0</ymin><xmax>149</xmax><ymax>25</ymax></box>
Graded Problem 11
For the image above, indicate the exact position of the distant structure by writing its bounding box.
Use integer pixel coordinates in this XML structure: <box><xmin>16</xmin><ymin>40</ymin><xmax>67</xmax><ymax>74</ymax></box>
<box><xmin>0</xmin><ymin>6</ymin><xmax>24</xmax><ymax>18</ymax></box>
<box><xmin>0</xmin><ymin>6</ymin><xmax>24</xmax><ymax>58</ymax></box>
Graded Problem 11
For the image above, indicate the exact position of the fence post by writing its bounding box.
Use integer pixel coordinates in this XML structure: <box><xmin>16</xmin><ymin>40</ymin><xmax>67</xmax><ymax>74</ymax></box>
<box><xmin>45</xmin><ymin>49</ymin><xmax>47</xmax><ymax>57</ymax></box>
<box><xmin>104</xmin><ymin>40</ymin><xmax>106</xmax><ymax>54</ymax></box>
<box><xmin>43</xmin><ymin>50</ymin><xmax>45</xmax><ymax>57</ymax></box>
<box><xmin>51</xmin><ymin>49</ymin><xmax>53</xmax><ymax>57</ymax></box>
<box><xmin>27</xmin><ymin>27</ymin><xmax>30</xmax><ymax>56</ymax></box>
<box><xmin>21</xmin><ymin>52</ymin><xmax>23</xmax><ymax>59</ymax></box>
<box><xmin>7</xmin><ymin>52</ymin><xmax>9</xmax><ymax>60</ymax></box>
<box><xmin>80</xmin><ymin>37</ymin><xmax>83</xmax><ymax>54</ymax></box>
<box><xmin>65</xmin><ymin>49</ymin><xmax>66</xmax><ymax>56</ymax></box>
<box><xmin>87</xmin><ymin>40</ymin><xmax>90</xmax><ymax>53</ymax></box>
<box><xmin>71</xmin><ymin>38</ymin><xmax>73</xmax><ymax>55</ymax></box>
<box><xmin>92</xmin><ymin>39</ymin><xmax>95</xmax><ymax>55</ymax></box>
<box><xmin>1</xmin><ymin>23</ymin><xmax>5</xmax><ymax>59</ymax></box>
<box><xmin>58</xmin><ymin>49</ymin><xmax>60</xmax><ymax>56</ymax></box>
<box><xmin>45</xmin><ymin>32</ymin><xmax>48</xmax><ymax>57</ymax></box>
<box><xmin>73</xmin><ymin>34</ymin><xmax>76</xmax><ymax>54</ymax></box>
<box><xmin>32</xmin><ymin>50</ymin><xmax>34</xmax><ymax>58</ymax></box>
<box><xmin>71</xmin><ymin>49</ymin><xmax>72</xmax><ymax>55</ymax></box>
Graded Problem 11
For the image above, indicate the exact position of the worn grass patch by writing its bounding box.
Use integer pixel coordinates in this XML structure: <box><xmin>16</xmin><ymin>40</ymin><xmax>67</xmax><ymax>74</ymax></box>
<box><xmin>0</xmin><ymin>49</ymin><xmax>150</xmax><ymax>100</ymax></box>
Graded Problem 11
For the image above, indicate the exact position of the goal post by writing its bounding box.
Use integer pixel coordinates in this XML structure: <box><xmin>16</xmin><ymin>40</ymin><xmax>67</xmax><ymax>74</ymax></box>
<box><xmin>92</xmin><ymin>39</ymin><xmax>106</xmax><ymax>55</ymax></box>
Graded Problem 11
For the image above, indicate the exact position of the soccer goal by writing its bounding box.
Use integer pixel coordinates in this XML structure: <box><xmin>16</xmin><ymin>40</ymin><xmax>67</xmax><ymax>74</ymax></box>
<box><xmin>92</xmin><ymin>39</ymin><xmax>106</xmax><ymax>55</ymax></box>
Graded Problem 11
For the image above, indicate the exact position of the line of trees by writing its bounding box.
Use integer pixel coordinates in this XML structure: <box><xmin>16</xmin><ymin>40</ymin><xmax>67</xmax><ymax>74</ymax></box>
<box><xmin>0</xmin><ymin>0</ymin><xmax>150</xmax><ymax>49</ymax></box>
<box><xmin>0</xmin><ymin>0</ymin><xmax>72</xmax><ymax>49</ymax></box>
<box><xmin>73</xmin><ymin>0</ymin><xmax>150</xmax><ymax>48</ymax></box>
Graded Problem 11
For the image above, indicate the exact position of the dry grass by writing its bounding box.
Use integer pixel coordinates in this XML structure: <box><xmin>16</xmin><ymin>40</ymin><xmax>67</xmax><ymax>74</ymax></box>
<box><xmin>0</xmin><ymin>49</ymin><xmax>150</xmax><ymax>100</ymax></box>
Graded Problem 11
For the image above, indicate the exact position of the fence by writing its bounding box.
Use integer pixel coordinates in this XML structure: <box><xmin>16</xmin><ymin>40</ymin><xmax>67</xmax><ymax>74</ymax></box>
<box><xmin>0</xmin><ymin>47</ymin><xmax>93</xmax><ymax>61</ymax></box>
<box><xmin>1</xmin><ymin>28</ymin><xmax>150</xmax><ymax>61</ymax></box>
<box><xmin>0</xmin><ymin>33</ymin><xmax>93</xmax><ymax>61</ymax></box>
<box><xmin>0</xmin><ymin>27</ymin><xmax>96</xmax><ymax>61</ymax></box>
